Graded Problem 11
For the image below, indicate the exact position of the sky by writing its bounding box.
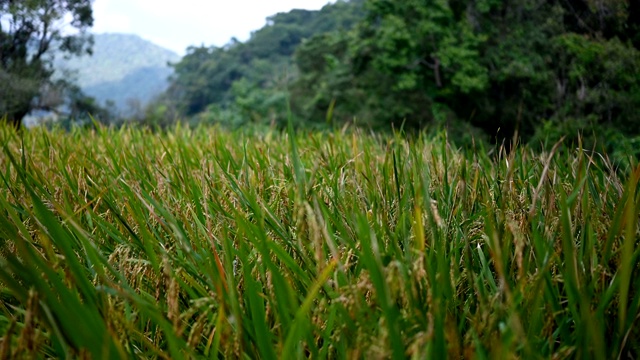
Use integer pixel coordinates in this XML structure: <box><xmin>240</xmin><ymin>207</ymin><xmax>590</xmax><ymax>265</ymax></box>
<box><xmin>92</xmin><ymin>0</ymin><xmax>335</xmax><ymax>55</ymax></box>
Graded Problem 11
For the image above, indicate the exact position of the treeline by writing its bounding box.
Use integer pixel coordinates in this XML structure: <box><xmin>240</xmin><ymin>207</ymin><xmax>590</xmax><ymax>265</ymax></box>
<box><xmin>149</xmin><ymin>0</ymin><xmax>365</xmax><ymax>127</ymax></box>
<box><xmin>151</xmin><ymin>0</ymin><xmax>640</xmax><ymax>152</ymax></box>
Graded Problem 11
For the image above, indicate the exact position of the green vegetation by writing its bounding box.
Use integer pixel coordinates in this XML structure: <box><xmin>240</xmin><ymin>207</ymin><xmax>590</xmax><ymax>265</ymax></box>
<box><xmin>1</xmin><ymin>124</ymin><xmax>639</xmax><ymax>358</ymax></box>
<box><xmin>4</xmin><ymin>0</ymin><xmax>640</xmax><ymax>158</ymax></box>
<box><xmin>162</xmin><ymin>0</ymin><xmax>365</xmax><ymax>126</ymax></box>
<box><xmin>2</xmin><ymin>1</ymin><xmax>640</xmax><ymax>355</ymax></box>
<box><xmin>0</xmin><ymin>0</ymin><xmax>94</xmax><ymax>127</ymax></box>
<box><xmin>160</xmin><ymin>0</ymin><xmax>640</xmax><ymax>153</ymax></box>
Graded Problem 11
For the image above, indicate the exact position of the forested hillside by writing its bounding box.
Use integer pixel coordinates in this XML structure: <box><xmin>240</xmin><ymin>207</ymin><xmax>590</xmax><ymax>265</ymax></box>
<box><xmin>160</xmin><ymin>0</ymin><xmax>640</xmax><ymax>155</ymax></box>
<box><xmin>157</xmin><ymin>0</ymin><xmax>365</xmax><ymax>126</ymax></box>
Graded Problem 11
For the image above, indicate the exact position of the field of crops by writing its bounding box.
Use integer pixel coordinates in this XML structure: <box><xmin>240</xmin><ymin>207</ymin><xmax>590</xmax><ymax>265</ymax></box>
<box><xmin>0</xmin><ymin>125</ymin><xmax>638</xmax><ymax>359</ymax></box>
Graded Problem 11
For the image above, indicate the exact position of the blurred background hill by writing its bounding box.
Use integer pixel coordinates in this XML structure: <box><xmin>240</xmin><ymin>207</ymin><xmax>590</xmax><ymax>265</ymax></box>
<box><xmin>54</xmin><ymin>33</ymin><xmax>180</xmax><ymax>116</ymax></box>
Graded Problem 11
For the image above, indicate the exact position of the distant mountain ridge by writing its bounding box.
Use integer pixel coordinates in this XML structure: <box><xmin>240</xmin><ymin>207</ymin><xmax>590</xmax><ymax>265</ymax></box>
<box><xmin>55</xmin><ymin>33</ymin><xmax>181</xmax><ymax>114</ymax></box>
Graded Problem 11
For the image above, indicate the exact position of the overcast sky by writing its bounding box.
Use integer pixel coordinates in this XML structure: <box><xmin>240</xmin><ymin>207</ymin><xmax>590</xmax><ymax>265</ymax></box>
<box><xmin>92</xmin><ymin>0</ymin><xmax>335</xmax><ymax>55</ymax></box>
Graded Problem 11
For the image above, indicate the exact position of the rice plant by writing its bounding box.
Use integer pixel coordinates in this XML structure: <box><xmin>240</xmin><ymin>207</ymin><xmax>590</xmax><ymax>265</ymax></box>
<box><xmin>0</xmin><ymin>124</ymin><xmax>638</xmax><ymax>359</ymax></box>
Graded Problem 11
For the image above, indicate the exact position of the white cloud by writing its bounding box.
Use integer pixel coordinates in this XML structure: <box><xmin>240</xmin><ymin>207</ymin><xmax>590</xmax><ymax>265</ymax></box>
<box><xmin>91</xmin><ymin>0</ymin><xmax>334</xmax><ymax>55</ymax></box>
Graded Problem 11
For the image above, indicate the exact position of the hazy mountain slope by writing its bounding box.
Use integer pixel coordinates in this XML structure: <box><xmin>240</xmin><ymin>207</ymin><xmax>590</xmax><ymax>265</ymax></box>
<box><xmin>55</xmin><ymin>33</ymin><xmax>181</xmax><ymax>113</ymax></box>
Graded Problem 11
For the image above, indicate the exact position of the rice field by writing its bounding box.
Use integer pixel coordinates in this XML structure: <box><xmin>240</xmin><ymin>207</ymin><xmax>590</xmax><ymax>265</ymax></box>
<box><xmin>0</xmin><ymin>124</ymin><xmax>638</xmax><ymax>359</ymax></box>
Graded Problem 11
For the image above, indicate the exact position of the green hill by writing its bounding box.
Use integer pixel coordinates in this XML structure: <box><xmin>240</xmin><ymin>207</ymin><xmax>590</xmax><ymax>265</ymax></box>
<box><xmin>165</xmin><ymin>0</ymin><xmax>365</xmax><ymax>121</ymax></box>
<box><xmin>55</xmin><ymin>33</ymin><xmax>181</xmax><ymax>114</ymax></box>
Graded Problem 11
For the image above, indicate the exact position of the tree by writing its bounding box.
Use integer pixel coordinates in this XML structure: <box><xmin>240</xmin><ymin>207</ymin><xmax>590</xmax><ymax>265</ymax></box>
<box><xmin>291</xmin><ymin>0</ymin><xmax>640</xmax><ymax>145</ymax></box>
<box><xmin>0</xmin><ymin>0</ymin><xmax>93</xmax><ymax>127</ymax></box>
<box><xmin>292</xmin><ymin>0</ymin><xmax>488</xmax><ymax>129</ymax></box>
<box><xmin>164</xmin><ymin>0</ymin><xmax>365</xmax><ymax>125</ymax></box>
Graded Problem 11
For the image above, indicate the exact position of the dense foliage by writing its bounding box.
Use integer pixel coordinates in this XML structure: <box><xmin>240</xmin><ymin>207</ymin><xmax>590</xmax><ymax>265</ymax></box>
<box><xmin>0</xmin><ymin>125</ymin><xmax>639</xmax><ymax>358</ymax></box>
<box><xmin>162</xmin><ymin>0</ymin><xmax>640</xmax><ymax>153</ymax></box>
<box><xmin>0</xmin><ymin>0</ymin><xmax>94</xmax><ymax>127</ymax></box>
<box><xmin>162</xmin><ymin>0</ymin><xmax>365</xmax><ymax>126</ymax></box>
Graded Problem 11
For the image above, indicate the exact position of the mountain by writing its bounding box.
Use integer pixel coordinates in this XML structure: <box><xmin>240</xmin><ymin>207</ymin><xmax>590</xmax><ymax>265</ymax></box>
<box><xmin>55</xmin><ymin>33</ymin><xmax>181</xmax><ymax>114</ymax></box>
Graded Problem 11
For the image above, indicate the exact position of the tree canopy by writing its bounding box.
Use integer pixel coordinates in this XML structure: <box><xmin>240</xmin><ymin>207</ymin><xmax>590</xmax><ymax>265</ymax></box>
<box><xmin>291</xmin><ymin>0</ymin><xmax>640</xmax><ymax>145</ymax></box>
<box><xmin>162</xmin><ymin>0</ymin><xmax>640</xmax><ymax>153</ymax></box>
<box><xmin>162</xmin><ymin>0</ymin><xmax>365</xmax><ymax>127</ymax></box>
<box><xmin>0</xmin><ymin>0</ymin><xmax>94</xmax><ymax>127</ymax></box>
